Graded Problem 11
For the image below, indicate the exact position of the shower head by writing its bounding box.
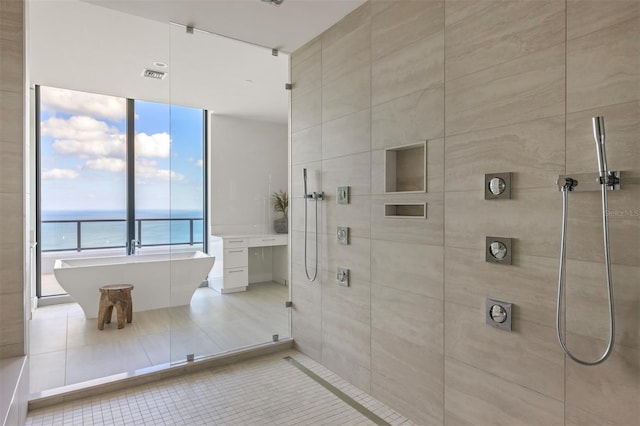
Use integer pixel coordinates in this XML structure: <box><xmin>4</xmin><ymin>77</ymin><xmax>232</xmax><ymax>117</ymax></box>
<box><xmin>303</xmin><ymin>168</ymin><xmax>308</xmax><ymax>197</ymax></box>
<box><xmin>592</xmin><ymin>116</ymin><xmax>608</xmax><ymax>178</ymax></box>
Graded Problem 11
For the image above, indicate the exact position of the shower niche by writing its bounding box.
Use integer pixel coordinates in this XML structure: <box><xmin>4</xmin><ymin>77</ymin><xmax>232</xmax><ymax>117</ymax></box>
<box><xmin>383</xmin><ymin>141</ymin><xmax>427</xmax><ymax>218</ymax></box>
<box><xmin>384</xmin><ymin>203</ymin><xmax>426</xmax><ymax>219</ymax></box>
<box><xmin>384</xmin><ymin>141</ymin><xmax>426</xmax><ymax>193</ymax></box>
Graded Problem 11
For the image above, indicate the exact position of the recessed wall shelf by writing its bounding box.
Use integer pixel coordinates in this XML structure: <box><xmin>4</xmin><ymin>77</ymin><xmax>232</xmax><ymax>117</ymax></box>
<box><xmin>384</xmin><ymin>203</ymin><xmax>427</xmax><ymax>219</ymax></box>
<box><xmin>384</xmin><ymin>141</ymin><xmax>426</xmax><ymax>194</ymax></box>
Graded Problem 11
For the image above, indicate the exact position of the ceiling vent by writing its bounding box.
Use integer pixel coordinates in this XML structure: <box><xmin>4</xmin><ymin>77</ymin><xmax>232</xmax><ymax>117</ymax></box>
<box><xmin>142</xmin><ymin>69</ymin><xmax>167</xmax><ymax>80</ymax></box>
<box><xmin>261</xmin><ymin>0</ymin><xmax>284</xmax><ymax>6</ymax></box>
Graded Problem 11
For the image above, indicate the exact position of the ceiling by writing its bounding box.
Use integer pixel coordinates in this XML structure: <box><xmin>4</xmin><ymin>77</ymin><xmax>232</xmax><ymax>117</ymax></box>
<box><xmin>29</xmin><ymin>0</ymin><xmax>366</xmax><ymax>124</ymax></box>
<box><xmin>85</xmin><ymin>0</ymin><xmax>367</xmax><ymax>54</ymax></box>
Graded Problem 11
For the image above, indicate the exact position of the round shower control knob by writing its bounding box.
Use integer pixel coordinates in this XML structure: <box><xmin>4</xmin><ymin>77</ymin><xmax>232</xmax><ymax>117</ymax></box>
<box><xmin>488</xmin><ymin>177</ymin><xmax>507</xmax><ymax>195</ymax></box>
<box><xmin>489</xmin><ymin>241</ymin><xmax>508</xmax><ymax>260</ymax></box>
<box><xmin>490</xmin><ymin>304</ymin><xmax>508</xmax><ymax>323</ymax></box>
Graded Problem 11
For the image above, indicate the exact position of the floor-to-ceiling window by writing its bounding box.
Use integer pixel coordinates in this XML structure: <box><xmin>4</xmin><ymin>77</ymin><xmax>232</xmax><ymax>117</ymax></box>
<box><xmin>134</xmin><ymin>100</ymin><xmax>205</xmax><ymax>250</ymax></box>
<box><xmin>37</xmin><ymin>86</ymin><xmax>206</xmax><ymax>298</ymax></box>
<box><xmin>38</xmin><ymin>86</ymin><xmax>128</xmax><ymax>296</ymax></box>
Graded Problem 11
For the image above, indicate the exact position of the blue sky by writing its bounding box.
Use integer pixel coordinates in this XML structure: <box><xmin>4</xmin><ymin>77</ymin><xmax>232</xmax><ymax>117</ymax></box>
<box><xmin>40</xmin><ymin>86</ymin><xmax>204</xmax><ymax>215</ymax></box>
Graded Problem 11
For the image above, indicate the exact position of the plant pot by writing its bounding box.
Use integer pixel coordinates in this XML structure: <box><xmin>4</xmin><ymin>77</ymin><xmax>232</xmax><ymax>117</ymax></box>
<box><xmin>273</xmin><ymin>218</ymin><xmax>288</xmax><ymax>234</ymax></box>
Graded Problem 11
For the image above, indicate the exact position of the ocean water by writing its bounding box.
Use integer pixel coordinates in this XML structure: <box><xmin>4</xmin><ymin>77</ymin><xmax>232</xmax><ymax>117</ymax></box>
<box><xmin>41</xmin><ymin>210</ymin><xmax>204</xmax><ymax>251</ymax></box>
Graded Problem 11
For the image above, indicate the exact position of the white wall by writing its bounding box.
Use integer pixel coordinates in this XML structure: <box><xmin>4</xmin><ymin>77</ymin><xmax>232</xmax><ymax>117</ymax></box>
<box><xmin>29</xmin><ymin>0</ymin><xmax>171</xmax><ymax>104</ymax></box>
<box><xmin>209</xmin><ymin>114</ymin><xmax>288</xmax><ymax>284</ymax></box>
<box><xmin>28</xmin><ymin>0</ymin><xmax>289</xmax><ymax>122</ymax></box>
<box><xmin>209</xmin><ymin>114</ymin><xmax>287</xmax><ymax>236</ymax></box>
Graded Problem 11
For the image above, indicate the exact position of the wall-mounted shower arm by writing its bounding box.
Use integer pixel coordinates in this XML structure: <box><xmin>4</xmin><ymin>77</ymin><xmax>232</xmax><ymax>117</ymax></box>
<box><xmin>561</xmin><ymin>177</ymin><xmax>578</xmax><ymax>191</ymax></box>
<box><xmin>556</xmin><ymin>171</ymin><xmax>620</xmax><ymax>192</ymax></box>
<box><xmin>305</xmin><ymin>192</ymin><xmax>324</xmax><ymax>200</ymax></box>
<box><xmin>602</xmin><ymin>171</ymin><xmax>621</xmax><ymax>189</ymax></box>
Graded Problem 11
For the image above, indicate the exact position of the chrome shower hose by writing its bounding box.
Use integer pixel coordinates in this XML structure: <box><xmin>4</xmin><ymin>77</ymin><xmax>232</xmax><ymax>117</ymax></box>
<box><xmin>556</xmin><ymin>181</ymin><xmax>615</xmax><ymax>365</ymax></box>
<box><xmin>304</xmin><ymin>195</ymin><xmax>319</xmax><ymax>282</ymax></box>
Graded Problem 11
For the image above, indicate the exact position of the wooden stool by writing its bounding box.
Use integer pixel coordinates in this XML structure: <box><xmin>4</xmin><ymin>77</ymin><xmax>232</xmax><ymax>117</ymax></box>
<box><xmin>98</xmin><ymin>284</ymin><xmax>134</xmax><ymax>330</ymax></box>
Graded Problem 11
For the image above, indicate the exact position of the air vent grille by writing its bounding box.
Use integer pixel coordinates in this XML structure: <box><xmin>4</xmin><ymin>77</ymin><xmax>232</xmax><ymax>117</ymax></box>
<box><xmin>142</xmin><ymin>69</ymin><xmax>166</xmax><ymax>80</ymax></box>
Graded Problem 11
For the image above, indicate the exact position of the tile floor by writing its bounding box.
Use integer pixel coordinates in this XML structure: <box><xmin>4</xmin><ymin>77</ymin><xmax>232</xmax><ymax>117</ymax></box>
<box><xmin>27</xmin><ymin>350</ymin><xmax>412</xmax><ymax>426</ymax></box>
<box><xmin>30</xmin><ymin>282</ymin><xmax>289</xmax><ymax>394</ymax></box>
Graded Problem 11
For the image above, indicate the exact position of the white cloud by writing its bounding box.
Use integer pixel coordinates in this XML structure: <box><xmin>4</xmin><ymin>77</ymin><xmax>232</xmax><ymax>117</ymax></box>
<box><xmin>42</xmin><ymin>168</ymin><xmax>79</xmax><ymax>179</ymax></box>
<box><xmin>135</xmin><ymin>132</ymin><xmax>170</xmax><ymax>158</ymax></box>
<box><xmin>43</xmin><ymin>116</ymin><xmax>172</xmax><ymax>161</ymax></box>
<box><xmin>43</xmin><ymin>116</ymin><xmax>125</xmax><ymax>158</ymax></box>
<box><xmin>42</xmin><ymin>112</ymin><xmax>180</xmax><ymax>185</ymax></box>
<box><xmin>136</xmin><ymin>159</ymin><xmax>184</xmax><ymax>182</ymax></box>
<box><xmin>40</xmin><ymin>86</ymin><xmax>126</xmax><ymax>122</ymax></box>
<box><xmin>196</xmin><ymin>159</ymin><xmax>203</xmax><ymax>168</ymax></box>
<box><xmin>86</xmin><ymin>158</ymin><xmax>126</xmax><ymax>172</ymax></box>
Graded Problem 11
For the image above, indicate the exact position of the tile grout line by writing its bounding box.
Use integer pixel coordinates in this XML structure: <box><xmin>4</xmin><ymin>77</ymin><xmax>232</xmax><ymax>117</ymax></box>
<box><xmin>319</xmin><ymin>30</ymin><xmax>324</xmax><ymax>364</ymax></box>
<box><xmin>444</xmin><ymin>37</ymin><xmax>566</xmax><ymax>87</ymax></box>
<box><xmin>292</xmin><ymin>96</ymin><xmax>638</xmax><ymax>144</ymax></box>
<box><xmin>563</xmin><ymin>2</ymin><xmax>568</xmax><ymax>424</ymax></box>
<box><xmin>442</xmin><ymin>0</ymin><xmax>448</xmax><ymax>421</ymax></box>
<box><xmin>369</xmin><ymin>3</ymin><xmax>374</xmax><ymax>402</ymax></box>
<box><xmin>445</xmin><ymin>355</ymin><xmax>566</xmax><ymax>404</ymax></box>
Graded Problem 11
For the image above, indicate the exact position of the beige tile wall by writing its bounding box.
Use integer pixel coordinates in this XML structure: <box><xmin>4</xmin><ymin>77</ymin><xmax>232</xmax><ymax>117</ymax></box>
<box><xmin>291</xmin><ymin>0</ymin><xmax>639</xmax><ymax>425</ymax></box>
<box><xmin>0</xmin><ymin>0</ymin><xmax>25</xmax><ymax>359</ymax></box>
<box><xmin>563</xmin><ymin>2</ymin><xmax>640</xmax><ymax>424</ymax></box>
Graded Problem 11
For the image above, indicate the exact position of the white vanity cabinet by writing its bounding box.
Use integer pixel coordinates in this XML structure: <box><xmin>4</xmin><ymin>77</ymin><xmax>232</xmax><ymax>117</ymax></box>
<box><xmin>209</xmin><ymin>236</ymin><xmax>248</xmax><ymax>293</ymax></box>
<box><xmin>208</xmin><ymin>234</ymin><xmax>287</xmax><ymax>293</ymax></box>
<box><xmin>248</xmin><ymin>235</ymin><xmax>287</xmax><ymax>248</ymax></box>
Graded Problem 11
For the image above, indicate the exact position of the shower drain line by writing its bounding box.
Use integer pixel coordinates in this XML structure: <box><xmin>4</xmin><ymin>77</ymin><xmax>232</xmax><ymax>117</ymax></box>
<box><xmin>283</xmin><ymin>356</ymin><xmax>390</xmax><ymax>426</ymax></box>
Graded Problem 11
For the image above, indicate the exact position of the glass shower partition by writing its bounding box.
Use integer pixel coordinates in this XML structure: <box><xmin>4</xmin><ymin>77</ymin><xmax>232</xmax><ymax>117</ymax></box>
<box><xmin>168</xmin><ymin>23</ymin><xmax>291</xmax><ymax>365</ymax></box>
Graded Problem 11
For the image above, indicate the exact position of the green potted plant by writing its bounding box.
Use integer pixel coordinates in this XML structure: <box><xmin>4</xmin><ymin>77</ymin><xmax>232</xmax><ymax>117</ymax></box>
<box><xmin>271</xmin><ymin>190</ymin><xmax>288</xmax><ymax>234</ymax></box>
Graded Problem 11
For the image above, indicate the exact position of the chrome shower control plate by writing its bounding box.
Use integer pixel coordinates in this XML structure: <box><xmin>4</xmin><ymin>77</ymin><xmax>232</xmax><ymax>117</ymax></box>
<box><xmin>337</xmin><ymin>186</ymin><xmax>350</xmax><ymax>204</ymax></box>
<box><xmin>485</xmin><ymin>172</ymin><xmax>512</xmax><ymax>200</ymax></box>
<box><xmin>486</xmin><ymin>236</ymin><xmax>513</xmax><ymax>265</ymax></box>
<box><xmin>337</xmin><ymin>267</ymin><xmax>349</xmax><ymax>287</ymax></box>
<box><xmin>486</xmin><ymin>298</ymin><xmax>512</xmax><ymax>331</ymax></box>
<box><xmin>337</xmin><ymin>227</ymin><xmax>349</xmax><ymax>245</ymax></box>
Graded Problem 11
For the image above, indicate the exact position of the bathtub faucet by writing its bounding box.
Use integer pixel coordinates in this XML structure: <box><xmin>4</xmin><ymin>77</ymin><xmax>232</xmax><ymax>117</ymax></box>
<box><xmin>127</xmin><ymin>239</ymin><xmax>141</xmax><ymax>255</ymax></box>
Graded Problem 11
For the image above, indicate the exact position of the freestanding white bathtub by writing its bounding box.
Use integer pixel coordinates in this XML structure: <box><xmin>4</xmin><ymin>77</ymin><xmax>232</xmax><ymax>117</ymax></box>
<box><xmin>53</xmin><ymin>251</ymin><xmax>215</xmax><ymax>319</ymax></box>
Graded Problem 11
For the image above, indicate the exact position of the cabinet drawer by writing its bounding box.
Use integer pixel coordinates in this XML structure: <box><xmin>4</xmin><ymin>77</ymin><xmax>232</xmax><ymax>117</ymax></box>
<box><xmin>223</xmin><ymin>238</ymin><xmax>248</xmax><ymax>249</ymax></box>
<box><xmin>224</xmin><ymin>247</ymin><xmax>248</xmax><ymax>268</ymax></box>
<box><xmin>249</xmin><ymin>235</ymin><xmax>287</xmax><ymax>247</ymax></box>
<box><xmin>224</xmin><ymin>267</ymin><xmax>248</xmax><ymax>288</ymax></box>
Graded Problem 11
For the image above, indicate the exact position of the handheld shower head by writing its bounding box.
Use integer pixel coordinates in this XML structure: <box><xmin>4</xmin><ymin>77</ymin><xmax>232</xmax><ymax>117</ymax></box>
<box><xmin>303</xmin><ymin>168</ymin><xmax>308</xmax><ymax>197</ymax></box>
<box><xmin>592</xmin><ymin>116</ymin><xmax>608</xmax><ymax>178</ymax></box>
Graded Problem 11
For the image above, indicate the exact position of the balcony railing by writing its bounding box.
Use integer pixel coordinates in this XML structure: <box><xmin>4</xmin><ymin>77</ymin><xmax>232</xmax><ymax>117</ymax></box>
<box><xmin>41</xmin><ymin>218</ymin><xmax>204</xmax><ymax>252</ymax></box>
